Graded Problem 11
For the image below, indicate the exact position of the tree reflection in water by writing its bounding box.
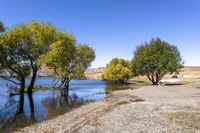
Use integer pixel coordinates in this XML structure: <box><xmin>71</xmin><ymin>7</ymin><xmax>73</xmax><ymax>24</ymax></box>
<box><xmin>0</xmin><ymin>87</ymin><xmax>85</xmax><ymax>132</ymax></box>
<box><xmin>105</xmin><ymin>82</ymin><xmax>142</xmax><ymax>94</ymax></box>
<box><xmin>0</xmin><ymin>92</ymin><xmax>36</xmax><ymax>132</ymax></box>
<box><xmin>28</xmin><ymin>93</ymin><xmax>36</xmax><ymax>124</ymax></box>
<box><xmin>42</xmin><ymin>87</ymin><xmax>85</xmax><ymax>119</ymax></box>
<box><xmin>0</xmin><ymin>80</ymin><xmax>106</xmax><ymax>132</ymax></box>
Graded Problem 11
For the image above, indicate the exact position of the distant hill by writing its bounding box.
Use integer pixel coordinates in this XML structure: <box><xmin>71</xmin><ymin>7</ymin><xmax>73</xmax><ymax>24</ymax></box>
<box><xmin>85</xmin><ymin>66</ymin><xmax>200</xmax><ymax>80</ymax></box>
<box><xmin>180</xmin><ymin>66</ymin><xmax>200</xmax><ymax>76</ymax></box>
<box><xmin>85</xmin><ymin>67</ymin><xmax>105</xmax><ymax>79</ymax></box>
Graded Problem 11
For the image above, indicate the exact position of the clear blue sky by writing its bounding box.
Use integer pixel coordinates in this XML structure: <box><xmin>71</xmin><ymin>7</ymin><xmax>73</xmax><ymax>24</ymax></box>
<box><xmin>0</xmin><ymin>0</ymin><xmax>200</xmax><ymax>68</ymax></box>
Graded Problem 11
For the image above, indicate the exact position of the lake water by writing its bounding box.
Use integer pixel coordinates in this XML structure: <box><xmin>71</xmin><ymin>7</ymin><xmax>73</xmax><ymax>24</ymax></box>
<box><xmin>0</xmin><ymin>78</ymin><xmax>138</xmax><ymax>132</ymax></box>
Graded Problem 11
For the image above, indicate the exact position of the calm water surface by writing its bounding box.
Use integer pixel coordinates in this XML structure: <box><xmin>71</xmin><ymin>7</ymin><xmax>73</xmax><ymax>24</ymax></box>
<box><xmin>0</xmin><ymin>78</ymin><xmax>138</xmax><ymax>132</ymax></box>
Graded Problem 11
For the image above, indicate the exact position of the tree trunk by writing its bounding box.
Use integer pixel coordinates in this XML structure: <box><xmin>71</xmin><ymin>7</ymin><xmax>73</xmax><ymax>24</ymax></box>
<box><xmin>28</xmin><ymin>92</ymin><xmax>36</xmax><ymax>123</ymax></box>
<box><xmin>20</xmin><ymin>78</ymin><xmax>25</xmax><ymax>94</ymax></box>
<box><xmin>17</xmin><ymin>78</ymin><xmax>25</xmax><ymax>114</ymax></box>
<box><xmin>61</xmin><ymin>78</ymin><xmax>70</xmax><ymax>88</ymax></box>
<box><xmin>152</xmin><ymin>76</ymin><xmax>162</xmax><ymax>85</ymax></box>
<box><xmin>60</xmin><ymin>78</ymin><xmax>70</xmax><ymax>108</ymax></box>
<box><xmin>61</xmin><ymin>78</ymin><xmax>70</xmax><ymax>98</ymax></box>
<box><xmin>119</xmin><ymin>79</ymin><xmax>124</xmax><ymax>83</ymax></box>
<box><xmin>28</xmin><ymin>93</ymin><xmax>34</xmax><ymax>114</ymax></box>
<box><xmin>28</xmin><ymin>69</ymin><xmax>38</xmax><ymax>94</ymax></box>
<box><xmin>147</xmin><ymin>73</ymin><xmax>159</xmax><ymax>85</ymax></box>
<box><xmin>17</xmin><ymin>93</ymin><xmax>24</xmax><ymax>114</ymax></box>
<box><xmin>60</xmin><ymin>87</ymin><xmax>69</xmax><ymax>106</ymax></box>
<box><xmin>152</xmin><ymin>81</ymin><xmax>158</xmax><ymax>85</ymax></box>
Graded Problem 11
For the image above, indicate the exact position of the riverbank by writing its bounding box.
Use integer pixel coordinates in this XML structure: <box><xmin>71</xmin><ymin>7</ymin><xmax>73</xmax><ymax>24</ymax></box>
<box><xmin>17</xmin><ymin>82</ymin><xmax>200</xmax><ymax>133</ymax></box>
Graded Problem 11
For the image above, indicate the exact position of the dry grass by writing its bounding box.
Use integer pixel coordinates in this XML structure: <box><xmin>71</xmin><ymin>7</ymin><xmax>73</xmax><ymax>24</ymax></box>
<box><xmin>85</xmin><ymin>66</ymin><xmax>200</xmax><ymax>83</ymax></box>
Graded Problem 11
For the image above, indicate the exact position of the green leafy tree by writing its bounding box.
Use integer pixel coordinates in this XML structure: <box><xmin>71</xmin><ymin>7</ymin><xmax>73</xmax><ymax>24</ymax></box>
<box><xmin>0</xmin><ymin>21</ymin><xmax>58</xmax><ymax>93</ymax></box>
<box><xmin>131</xmin><ymin>38</ymin><xmax>184</xmax><ymax>85</ymax></box>
<box><xmin>39</xmin><ymin>32</ymin><xmax>95</xmax><ymax>92</ymax></box>
<box><xmin>0</xmin><ymin>20</ymin><xmax>5</xmax><ymax>32</ymax></box>
<box><xmin>102</xmin><ymin>58</ymin><xmax>132</xmax><ymax>83</ymax></box>
<box><xmin>39</xmin><ymin>31</ymin><xmax>76</xmax><ymax>89</ymax></box>
<box><xmin>0</xmin><ymin>31</ymin><xmax>31</xmax><ymax>93</ymax></box>
<box><xmin>23</xmin><ymin>21</ymin><xmax>57</xmax><ymax>93</ymax></box>
<box><xmin>72</xmin><ymin>45</ymin><xmax>96</xmax><ymax>79</ymax></box>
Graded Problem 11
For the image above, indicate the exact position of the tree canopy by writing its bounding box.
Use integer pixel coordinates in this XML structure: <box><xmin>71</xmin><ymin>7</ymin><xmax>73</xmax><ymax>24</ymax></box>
<box><xmin>102</xmin><ymin>58</ymin><xmax>132</xmax><ymax>83</ymax></box>
<box><xmin>0</xmin><ymin>30</ymin><xmax>31</xmax><ymax>92</ymax></box>
<box><xmin>131</xmin><ymin>38</ymin><xmax>184</xmax><ymax>85</ymax></box>
<box><xmin>0</xmin><ymin>21</ymin><xmax>95</xmax><ymax>92</ymax></box>
<box><xmin>39</xmin><ymin>33</ymin><xmax>95</xmax><ymax>89</ymax></box>
<box><xmin>0</xmin><ymin>21</ymin><xmax>58</xmax><ymax>93</ymax></box>
<box><xmin>23</xmin><ymin>21</ymin><xmax>58</xmax><ymax>92</ymax></box>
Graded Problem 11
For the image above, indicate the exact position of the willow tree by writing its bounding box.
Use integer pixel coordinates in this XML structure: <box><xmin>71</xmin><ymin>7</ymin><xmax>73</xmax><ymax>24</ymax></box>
<box><xmin>23</xmin><ymin>21</ymin><xmax>57</xmax><ymax>93</ymax></box>
<box><xmin>102</xmin><ymin>58</ymin><xmax>131</xmax><ymax>83</ymax></box>
<box><xmin>131</xmin><ymin>38</ymin><xmax>184</xmax><ymax>85</ymax></box>
<box><xmin>39</xmin><ymin>32</ymin><xmax>95</xmax><ymax>92</ymax></box>
<box><xmin>0</xmin><ymin>30</ymin><xmax>31</xmax><ymax>93</ymax></box>
<box><xmin>0</xmin><ymin>21</ymin><xmax>58</xmax><ymax>93</ymax></box>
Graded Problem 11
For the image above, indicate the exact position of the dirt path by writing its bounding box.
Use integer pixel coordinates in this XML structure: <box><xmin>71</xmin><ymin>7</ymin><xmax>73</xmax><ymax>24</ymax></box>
<box><xmin>18</xmin><ymin>83</ymin><xmax>200</xmax><ymax>133</ymax></box>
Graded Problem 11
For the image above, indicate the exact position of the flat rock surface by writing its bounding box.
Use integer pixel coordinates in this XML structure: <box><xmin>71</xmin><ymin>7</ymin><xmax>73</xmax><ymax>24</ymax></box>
<box><xmin>17</xmin><ymin>83</ymin><xmax>200</xmax><ymax>133</ymax></box>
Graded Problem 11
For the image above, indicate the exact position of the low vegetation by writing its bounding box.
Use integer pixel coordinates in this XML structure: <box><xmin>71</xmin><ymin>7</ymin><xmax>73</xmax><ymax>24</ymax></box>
<box><xmin>102</xmin><ymin>58</ymin><xmax>132</xmax><ymax>83</ymax></box>
<box><xmin>15</xmin><ymin>86</ymin><xmax>50</xmax><ymax>93</ymax></box>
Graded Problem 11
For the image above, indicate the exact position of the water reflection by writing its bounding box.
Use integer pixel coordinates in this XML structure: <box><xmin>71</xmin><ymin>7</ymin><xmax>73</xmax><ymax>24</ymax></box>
<box><xmin>0</xmin><ymin>79</ymin><xmax>140</xmax><ymax>132</ymax></box>
<box><xmin>17</xmin><ymin>93</ymin><xmax>24</xmax><ymax>114</ymax></box>
<box><xmin>42</xmin><ymin>89</ymin><xmax>85</xmax><ymax>119</ymax></box>
<box><xmin>0</xmin><ymin>89</ymin><xmax>87</xmax><ymax>132</ymax></box>
<box><xmin>28</xmin><ymin>93</ymin><xmax>36</xmax><ymax>124</ymax></box>
<box><xmin>0</xmin><ymin>93</ymin><xmax>36</xmax><ymax>132</ymax></box>
<box><xmin>105</xmin><ymin>82</ymin><xmax>142</xmax><ymax>94</ymax></box>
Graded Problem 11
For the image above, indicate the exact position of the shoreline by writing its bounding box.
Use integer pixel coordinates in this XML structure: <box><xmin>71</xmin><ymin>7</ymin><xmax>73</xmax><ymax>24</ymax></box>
<box><xmin>17</xmin><ymin>82</ymin><xmax>200</xmax><ymax>133</ymax></box>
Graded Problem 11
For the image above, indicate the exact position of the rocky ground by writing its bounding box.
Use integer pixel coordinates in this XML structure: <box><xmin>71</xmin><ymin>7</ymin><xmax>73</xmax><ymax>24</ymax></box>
<box><xmin>17</xmin><ymin>81</ymin><xmax>200</xmax><ymax>133</ymax></box>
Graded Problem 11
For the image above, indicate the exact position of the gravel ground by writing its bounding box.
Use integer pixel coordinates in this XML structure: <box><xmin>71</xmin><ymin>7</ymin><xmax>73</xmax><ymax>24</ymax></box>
<box><xmin>17</xmin><ymin>83</ymin><xmax>200</xmax><ymax>133</ymax></box>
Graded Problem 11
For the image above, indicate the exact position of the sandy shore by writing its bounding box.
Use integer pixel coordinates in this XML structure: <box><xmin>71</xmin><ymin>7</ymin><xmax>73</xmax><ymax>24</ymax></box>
<box><xmin>17</xmin><ymin>82</ymin><xmax>200</xmax><ymax>133</ymax></box>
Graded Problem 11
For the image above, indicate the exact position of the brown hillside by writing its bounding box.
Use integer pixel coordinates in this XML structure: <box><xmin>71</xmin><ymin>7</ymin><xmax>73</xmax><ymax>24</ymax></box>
<box><xmin>85</xmin><ymin>66</ymin><xmax>200</xmax><ymax>81</ymax></box>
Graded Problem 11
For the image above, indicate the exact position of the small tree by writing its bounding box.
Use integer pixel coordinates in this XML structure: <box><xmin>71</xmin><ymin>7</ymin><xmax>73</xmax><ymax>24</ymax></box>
<box><xmin>131</xmin><ymin>38</ymin><xmax>184</xmax><ymax>85</ymax></box>
<box><xmin>39</xmin><ymin>32</ymin><xmax>95</xmax><ymax>92</ymax></box>
<box><xmin>102</xmin><ymin>58</ymin><xmax>132</xmax><ymax>83</ymax></box>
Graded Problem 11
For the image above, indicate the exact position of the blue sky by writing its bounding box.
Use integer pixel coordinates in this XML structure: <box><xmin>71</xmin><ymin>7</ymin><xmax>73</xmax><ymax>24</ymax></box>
<box><xmin>0</xmin><ymin>0</ymin><xmax>200</xmax><ymax>68</ymax></box>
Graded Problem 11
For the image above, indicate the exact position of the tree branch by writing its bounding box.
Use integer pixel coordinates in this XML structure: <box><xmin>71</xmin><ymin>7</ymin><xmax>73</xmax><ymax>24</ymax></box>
<box><xmin>30</xmin><ymin>58</ymin><xmax>36</xmax><ymax>71</ymax></box>
<box><xmin>146</xmin><ymin>72</ymin><xmax>153</xmax><ymax>82</ymax></box>
<box><xmin>0</xmin><ymin>76</ymin><xmax>20</xmax><ymax>85</ymax></box>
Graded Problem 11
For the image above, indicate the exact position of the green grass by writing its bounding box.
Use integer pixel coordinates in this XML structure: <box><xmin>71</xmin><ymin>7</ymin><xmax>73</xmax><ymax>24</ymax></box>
<box><xmin>15</xmin><ymin>86</ymin><xmax>50</xmax><ymax>93</ymax></box>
